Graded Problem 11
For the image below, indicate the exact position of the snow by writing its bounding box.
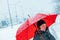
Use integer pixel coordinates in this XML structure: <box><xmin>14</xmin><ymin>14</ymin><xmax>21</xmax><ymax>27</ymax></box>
<box><xmin>0</xmin><ymin>24</ymin><xmax>21</xmax><ymax>40</ymax></box>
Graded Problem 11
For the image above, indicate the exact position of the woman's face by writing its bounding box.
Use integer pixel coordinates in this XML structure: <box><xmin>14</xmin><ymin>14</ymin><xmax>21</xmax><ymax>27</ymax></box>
<box><xmin>39</xmin><ymin>23</ymin><xmax>46</xmax><ymax>31</ymax></box>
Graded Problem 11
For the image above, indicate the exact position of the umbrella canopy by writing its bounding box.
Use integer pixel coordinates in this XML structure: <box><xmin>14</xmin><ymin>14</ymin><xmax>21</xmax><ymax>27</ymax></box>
<box><xmin>16</xmin><ymin>13</ymin><xmax>58</xmax><ymax>40</ymax></box>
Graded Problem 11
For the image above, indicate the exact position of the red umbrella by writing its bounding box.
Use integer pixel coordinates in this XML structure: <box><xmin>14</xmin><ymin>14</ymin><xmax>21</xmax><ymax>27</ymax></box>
<box><xmin>16</xmin><ymin>13</ymin><xmax>58</xmax><ymax>40</ymax></box>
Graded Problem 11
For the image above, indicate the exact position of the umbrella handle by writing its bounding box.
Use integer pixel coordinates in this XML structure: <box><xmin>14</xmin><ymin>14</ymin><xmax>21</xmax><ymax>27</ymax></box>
<box><xmin>37</xmin><ymin>30</ymin><xmax>44</xmax><ymax>40</ymax></box>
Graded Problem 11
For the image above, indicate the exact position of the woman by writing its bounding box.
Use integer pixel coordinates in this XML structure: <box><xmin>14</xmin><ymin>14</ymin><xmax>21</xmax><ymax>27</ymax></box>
<box><xmin>33</xmin><ymin>20</ymin><xmax>56</xmax><ymax>40</ymax></box>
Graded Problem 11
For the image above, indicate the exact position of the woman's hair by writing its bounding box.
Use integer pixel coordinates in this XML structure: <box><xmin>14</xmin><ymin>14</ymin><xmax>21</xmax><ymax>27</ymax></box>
<box><xmin>37</xmin><ymin>20</ymin><xmax>46</xmax><ymax>29</ymax></box>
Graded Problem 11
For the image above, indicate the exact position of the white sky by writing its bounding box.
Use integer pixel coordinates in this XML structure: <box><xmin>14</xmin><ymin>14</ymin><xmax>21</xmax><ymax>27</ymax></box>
<box><xmin>0</xmin><ymin>0</ymin><xmax>57</xmax><ymax>19</ymax></box>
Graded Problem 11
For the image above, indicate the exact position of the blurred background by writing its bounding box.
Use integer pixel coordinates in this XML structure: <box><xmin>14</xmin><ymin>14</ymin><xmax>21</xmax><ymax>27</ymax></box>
<box><xmin>0</xmin><ymin>0</ymin><xmax>60</xmax><ymax>28</ymax></box>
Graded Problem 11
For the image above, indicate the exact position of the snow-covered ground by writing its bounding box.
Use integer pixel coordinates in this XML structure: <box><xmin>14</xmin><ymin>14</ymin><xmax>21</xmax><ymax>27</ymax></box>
<box><xmin>0</xmin><ymin>15</ymin><xmax>60</xmax><ymax>40</ymax></box>
<box><xmin>0</xmin><ymin>24</ymin><xmax>21</xmax><ymax>40</ymax></box>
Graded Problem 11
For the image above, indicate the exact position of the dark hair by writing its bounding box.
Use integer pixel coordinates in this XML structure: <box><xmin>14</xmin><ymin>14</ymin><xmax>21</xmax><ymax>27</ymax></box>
<box><xmin>37</xmin><ymin>20</ymin><xmax>46</xmax><ymax>29</ymax></box>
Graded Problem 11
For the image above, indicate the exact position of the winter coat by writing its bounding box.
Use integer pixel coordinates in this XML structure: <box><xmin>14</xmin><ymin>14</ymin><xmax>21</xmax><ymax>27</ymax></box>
<box><xmin>33</xmin><ymin>29</ymin><xmax>56</xmax><ymax>40</ymax></box>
